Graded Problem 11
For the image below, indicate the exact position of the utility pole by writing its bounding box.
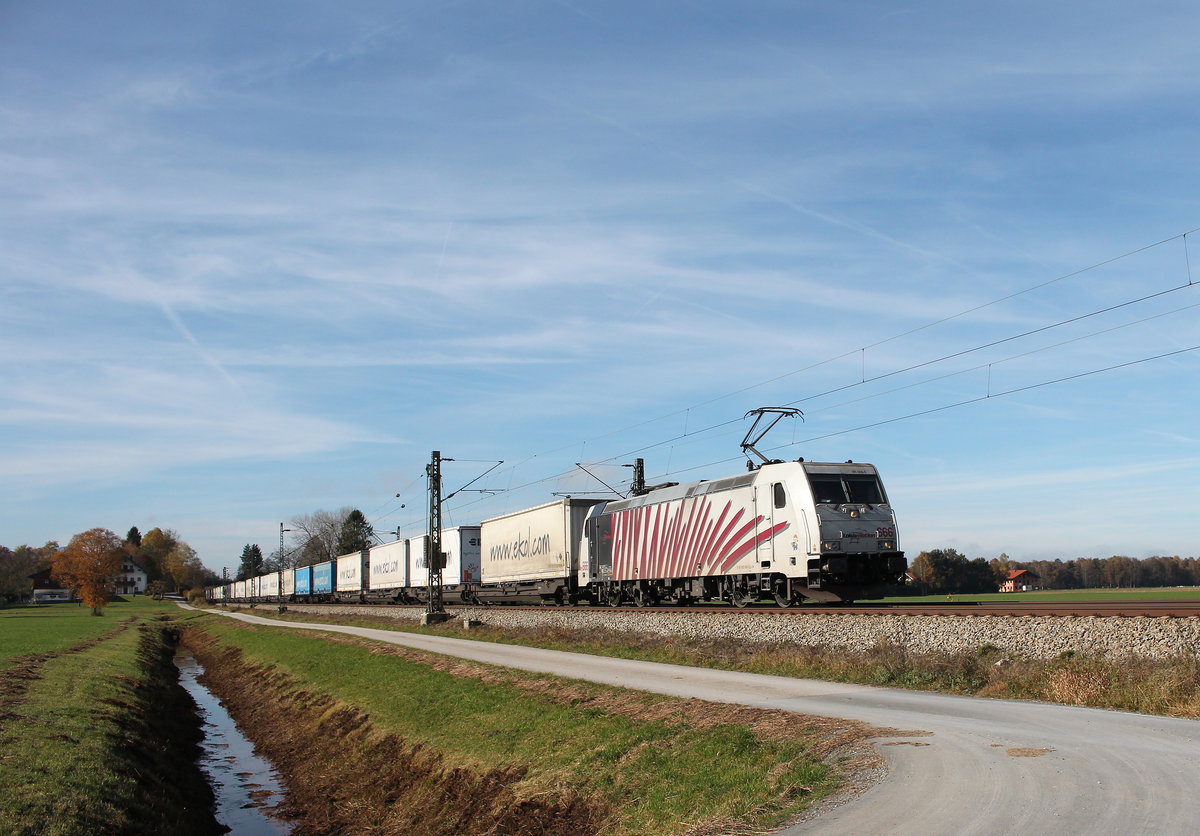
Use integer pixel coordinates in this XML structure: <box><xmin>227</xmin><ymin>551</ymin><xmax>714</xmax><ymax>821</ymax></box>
<box><xmin>421</xmin><ymin>451</ymin><xmax>501</xmax><ymax>625</ymax></box>
<box><xmin>423</xmin><ymin>450</ymin><xmax>448</xmax><ymax>624</ymax></box>
<box><xmin>279</xmin><ymin>523</ymin><xmax>291</xmax><ymax>611</ymax></box>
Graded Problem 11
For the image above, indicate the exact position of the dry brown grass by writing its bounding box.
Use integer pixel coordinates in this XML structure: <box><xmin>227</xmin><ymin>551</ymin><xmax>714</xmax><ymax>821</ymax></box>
<box><xmin>232</xmin><ymin>606</ymin><xmax>1200</xmax><ymax>717</ymax></box>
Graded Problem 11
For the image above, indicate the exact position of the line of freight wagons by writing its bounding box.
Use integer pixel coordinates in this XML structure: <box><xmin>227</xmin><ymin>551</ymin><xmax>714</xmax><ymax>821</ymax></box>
<box><xmin>209</xmin><ymin>460</ymin><xmax>908</xmax><ymax>607</ymax></box>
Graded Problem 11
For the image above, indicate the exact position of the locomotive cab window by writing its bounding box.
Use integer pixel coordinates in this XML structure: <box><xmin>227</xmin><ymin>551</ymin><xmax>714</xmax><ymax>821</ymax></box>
<box><xmin>773</xmin><ymin>482</ymin><xmax>787</xmax><ymax>509</ymax></box>
<box><xmin>807</xmin><ymin>474</ymin><xmax>888</xmax><ymax>505</ymax></box>
<box><xmin>846</xmin><ymin>476</ymin><xmax>886</xmax><ymax>505</ymax></box>
<box><xmin>808</xmin><ymin>476</ymin><xmax>846</xmax><ymax>505</ymax></box>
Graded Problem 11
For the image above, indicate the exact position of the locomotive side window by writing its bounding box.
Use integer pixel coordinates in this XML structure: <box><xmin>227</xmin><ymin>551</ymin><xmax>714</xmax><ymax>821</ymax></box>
<box><xmin>773</xmin><ymin>482</ymin><xmax>787</xmax><ymax>509</ymax></box>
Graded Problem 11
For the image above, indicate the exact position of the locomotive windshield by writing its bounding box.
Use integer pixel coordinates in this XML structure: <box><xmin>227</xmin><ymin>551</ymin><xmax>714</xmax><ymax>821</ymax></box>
<box><xmin>808</xmin><ymin>474</ymin><xmax>887</xmax><ymax>505</ymax></box>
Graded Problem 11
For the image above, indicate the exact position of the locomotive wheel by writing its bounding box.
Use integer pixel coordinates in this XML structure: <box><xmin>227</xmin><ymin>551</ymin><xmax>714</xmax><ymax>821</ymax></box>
<box><xmin>607</xmin><ymin>586</ymin><xmax>622</xmax><ymax>607</ymax></box>
<box><xmin>634</xmin><ymin>586</ymin><xmax>659</xmax><ymax>607</ymax></box>
<box><xmin>731</xmin><ymin>588</ymin><xmax>751</xmax><ymax>608</ymax></box>
<box><xmin>773</xmin><ymin>580</ymin><xmax>795</xmax><ymax>608</ymax></box>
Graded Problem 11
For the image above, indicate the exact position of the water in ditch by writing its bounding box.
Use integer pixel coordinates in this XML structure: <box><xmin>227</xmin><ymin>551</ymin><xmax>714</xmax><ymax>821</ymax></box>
<box><xmin>175</xmin><ymin>650</ymin><xmax>293</xmax><ymax>835</ymax></box>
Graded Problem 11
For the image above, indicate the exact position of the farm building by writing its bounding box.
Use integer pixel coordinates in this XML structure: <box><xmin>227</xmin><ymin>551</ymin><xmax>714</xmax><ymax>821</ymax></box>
<box><xmin>1000</xmin><ymin>568</ymin><xmax>1040</xmax><ymax>593</ymax></box>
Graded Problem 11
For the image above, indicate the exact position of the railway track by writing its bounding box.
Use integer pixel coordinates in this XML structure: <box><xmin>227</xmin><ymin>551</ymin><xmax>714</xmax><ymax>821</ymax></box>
<box><xmin>777</xmin><ymin>600</ymin><xmax>1200</xmax><ymax>617</ymax></box>
<box><xmin>265</xmin><ymin>599</ymin><xmax>1200</xmax><ymax>618</ymax></box>
<box><xmin>574</xmin><ymin>600</ymin><xmax>1200</xmax><ymax>617</ymax></box>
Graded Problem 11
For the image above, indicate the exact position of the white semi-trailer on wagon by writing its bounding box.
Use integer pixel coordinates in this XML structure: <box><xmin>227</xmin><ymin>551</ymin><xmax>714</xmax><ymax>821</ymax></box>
<box><xmin>477</xmin><ymin>498</ymin><xmax>602</xmax><ymax>604</ymax></box>
<box><xmin>366</xmin><ymin>539</ymin><xmax>410</xmax><ymax>600</ymax></box>
<box><xmin>409</xmin><ymin>527</ymin><xmax>482</xmax><ymax>586</ymax></box>
<box><xmin>335</xmin><ymin>550</ymin><xmax>369</xmax><ymax>602</ymax></box>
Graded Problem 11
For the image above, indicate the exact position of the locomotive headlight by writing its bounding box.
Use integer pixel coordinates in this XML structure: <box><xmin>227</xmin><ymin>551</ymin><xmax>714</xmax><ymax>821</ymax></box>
<box><xmin>821</xmin><ymin>540</ymin><xmax>842</xmax><ymax>552</ymax></box>
<box><xmin>878</xmin><ymin>540</ymin><xmax>894</xmax><ymax>551</ymax></box>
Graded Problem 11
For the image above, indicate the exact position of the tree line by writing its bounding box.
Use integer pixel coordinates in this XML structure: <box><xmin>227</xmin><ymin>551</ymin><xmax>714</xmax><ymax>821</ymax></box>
<box><xmin>906</xmin><ymin>548</ymin><xmax>1200</xmax><ymax>595</ymax></box>
<box><xmin>0</xmin><ymin>525</ymin><xmax>221</xmax><ymax>607</ymax></box>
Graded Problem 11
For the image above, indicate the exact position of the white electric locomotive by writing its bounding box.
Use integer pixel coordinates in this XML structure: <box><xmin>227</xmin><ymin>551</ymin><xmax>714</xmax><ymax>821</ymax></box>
<box><xmin>580</xmin><ymin>459</ymin><xmax>905</xmax><ymax>606</ymax></box>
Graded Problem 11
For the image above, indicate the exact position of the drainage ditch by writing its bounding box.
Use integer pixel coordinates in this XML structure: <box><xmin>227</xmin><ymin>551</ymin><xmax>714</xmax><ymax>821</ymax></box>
<box><xmin>174</xmin><ymin>650</ymin><xmax>292</xmax><ymax>836</ymax></box>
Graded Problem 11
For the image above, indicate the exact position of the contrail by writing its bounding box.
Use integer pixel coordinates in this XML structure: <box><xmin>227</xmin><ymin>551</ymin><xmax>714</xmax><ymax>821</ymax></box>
<box><xmin>158</xmin><ymin>301</ymin><xmax>243</xmax><ymax>391</ymax></box>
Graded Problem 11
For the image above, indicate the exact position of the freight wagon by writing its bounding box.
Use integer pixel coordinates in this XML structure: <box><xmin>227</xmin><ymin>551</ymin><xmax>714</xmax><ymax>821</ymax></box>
<box><xmin>475</xmin><ymin>499</ymin><xmax>602</xmax><ymax>604</ymax></box>
<box><xmin>409</xmin><ymin>526</ymin><xmax>482</xmax><ymax>592</ymax></box>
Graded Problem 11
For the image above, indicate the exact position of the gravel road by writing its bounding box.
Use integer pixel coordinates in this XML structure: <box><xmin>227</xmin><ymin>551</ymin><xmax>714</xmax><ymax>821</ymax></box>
<box><xmin>202</xmin><ymin>608</ymin><xmax>1200</xmax><ymax>835</ymax></box>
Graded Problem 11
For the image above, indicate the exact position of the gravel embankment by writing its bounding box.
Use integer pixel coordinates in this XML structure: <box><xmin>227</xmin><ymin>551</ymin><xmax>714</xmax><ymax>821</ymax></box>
<box><xmin>260</xmin><ymin>603</ymin><xmax>1200</xmax><ymax>660</ymax></box>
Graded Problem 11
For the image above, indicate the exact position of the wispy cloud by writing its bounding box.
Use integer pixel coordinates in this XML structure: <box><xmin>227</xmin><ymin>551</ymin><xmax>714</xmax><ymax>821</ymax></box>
<box><xmin>3</xmin><ymin>1</ymin><xmax>1199</xmax><ymax>569</ymax></box>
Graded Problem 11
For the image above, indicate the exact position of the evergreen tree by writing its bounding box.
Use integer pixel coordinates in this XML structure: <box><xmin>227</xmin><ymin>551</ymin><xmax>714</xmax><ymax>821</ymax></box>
<box><xmin>336</xmin><ymin>510</ymin><xmax>375</xmax><ymax>556</ymax></box>
<box><xmin>236</xmin><ymin>544</ymin><xmax>264</xmax><ymax>581</ymax></box>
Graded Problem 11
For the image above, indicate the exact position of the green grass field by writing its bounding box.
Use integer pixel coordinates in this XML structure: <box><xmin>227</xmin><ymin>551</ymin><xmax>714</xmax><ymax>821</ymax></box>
<box><xmin>864</xmin><ymin>586</ymin><xmax>1200</xmax><ymax>603</ymax></box>
<box><xmin>0</xmin><ymin>597</ymin><xmax>178</xmax><ymax>667</ymax></box>
<box><xmin>0</xmin><ymin>599</ymin><xmax>218</xmax><ymax>836</ymax></box>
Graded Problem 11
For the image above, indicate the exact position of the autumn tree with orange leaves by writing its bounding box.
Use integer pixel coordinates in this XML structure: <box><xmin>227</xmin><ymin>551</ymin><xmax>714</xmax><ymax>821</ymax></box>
<box><xmin>52</xmin><ymin>528</ymin><xmax>124</xmax><ymax>615</ymax></box>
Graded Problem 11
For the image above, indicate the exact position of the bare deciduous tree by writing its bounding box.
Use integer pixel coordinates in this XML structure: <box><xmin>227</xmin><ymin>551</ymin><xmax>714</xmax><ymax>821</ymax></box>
<box><xmin>282</xmin><ymin>507</ymin><xmax>354</xmax><ymax>568</ymax></box>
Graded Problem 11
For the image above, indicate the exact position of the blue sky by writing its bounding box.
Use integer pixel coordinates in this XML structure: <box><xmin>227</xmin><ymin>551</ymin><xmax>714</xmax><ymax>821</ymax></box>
<box><xmin>3</xmin><ymin>1</ymin><xmax>1198</xmax><ymax>577</ymax></box>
